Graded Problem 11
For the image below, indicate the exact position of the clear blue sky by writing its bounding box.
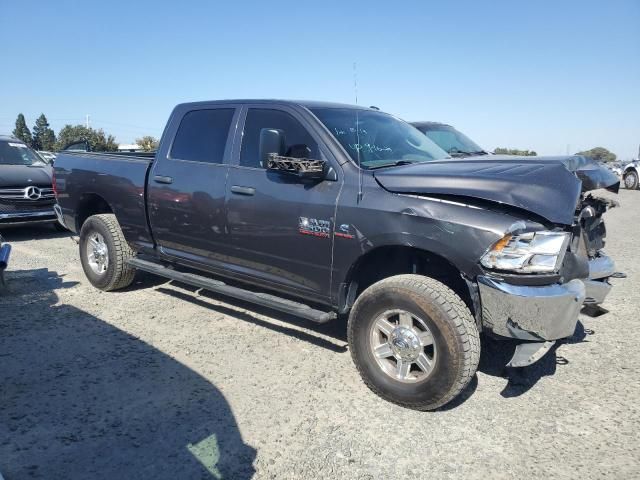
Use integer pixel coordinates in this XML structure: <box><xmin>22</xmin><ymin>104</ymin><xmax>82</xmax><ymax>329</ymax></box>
<box><xmin>1</xmin><ymin>0</ymin><xmax>638</xmax><ymax>158</ymax></box>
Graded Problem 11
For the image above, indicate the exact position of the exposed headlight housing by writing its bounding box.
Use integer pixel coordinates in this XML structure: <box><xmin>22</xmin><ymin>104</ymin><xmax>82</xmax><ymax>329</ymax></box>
<box><xmin>481</xmin><ymin>231</ymin><xmax>570</xmax><ymax>273</ymax></box>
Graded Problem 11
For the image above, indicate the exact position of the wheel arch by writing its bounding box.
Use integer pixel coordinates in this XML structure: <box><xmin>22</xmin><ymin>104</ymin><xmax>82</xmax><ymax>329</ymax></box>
<box><xmin>75</xmin><ymin>193</ymin><xmax>114</xmax><ymax>232</ymax></box>
<box><xmin>339</xmin><ymin>245</ymin><xmax>478</xmax><ymax>323</ymax></box>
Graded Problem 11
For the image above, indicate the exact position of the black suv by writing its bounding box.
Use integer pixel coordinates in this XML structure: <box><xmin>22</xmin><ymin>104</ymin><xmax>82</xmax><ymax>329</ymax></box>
<box><xmin>0</xmin><ymin>135</ymin><xmax>58</xmax><ymax>227</ymax></box>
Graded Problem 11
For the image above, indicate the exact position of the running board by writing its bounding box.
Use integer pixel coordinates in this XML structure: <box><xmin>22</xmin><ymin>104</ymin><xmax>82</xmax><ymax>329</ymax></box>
<box><xmin>127</xmin><ymin>257</ymin><xmax>337</xmax><ymax>324</ymax></box>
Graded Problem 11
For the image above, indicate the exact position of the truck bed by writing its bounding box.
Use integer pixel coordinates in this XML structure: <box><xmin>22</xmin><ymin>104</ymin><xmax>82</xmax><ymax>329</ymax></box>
<box><xmin>54</xmin><ymin>151</ymin><xmax>155</xmax><ymax>250</ymax></box>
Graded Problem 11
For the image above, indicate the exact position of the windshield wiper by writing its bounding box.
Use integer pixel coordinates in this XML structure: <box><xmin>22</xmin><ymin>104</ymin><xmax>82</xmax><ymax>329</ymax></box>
<box><xmin>448</xmin><ymin>149</ymin><xmax>488</xmax><ymax>157</ymax></box>
<box><xmin>368</xmin><ymin>160</ymin><xmax>417</xmax><ymax>170</ymax></box>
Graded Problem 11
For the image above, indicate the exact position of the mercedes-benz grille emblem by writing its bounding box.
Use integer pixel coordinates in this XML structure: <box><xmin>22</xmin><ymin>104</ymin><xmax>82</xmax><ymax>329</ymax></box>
<box><xmin>25</xmin><ymin>186</ymin><xmax>42</xmax><ymax>200</ymax></box>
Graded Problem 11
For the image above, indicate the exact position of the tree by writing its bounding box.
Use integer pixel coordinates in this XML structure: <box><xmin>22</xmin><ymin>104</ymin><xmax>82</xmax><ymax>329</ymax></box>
<box><xmin>494</xmin><ymin>147</ymin><xmax>537</xmax><ymax>156</ymax></box>
<box><xmin>54</xmin><ymin>125</ymin><xmax>118</xmax><ymax>152</ymax></box>
<box><xmin>135</xmin><ymin>135</ymin><xmax>159</xmax><ymax>152</ymax></box>
<box><xmin>12</xmin><ymin>114</ymin><xmax>33</xmax><ymax>146</ymax></box>
<box><xmin>575</xmin><ymin>147</ymin><xmax>616</xmax><ymax>163</ymax></box>
<box><xmin>32</xmin><ymin>114</ymin><xmax>57</xmax><ymax>151</ymax></box>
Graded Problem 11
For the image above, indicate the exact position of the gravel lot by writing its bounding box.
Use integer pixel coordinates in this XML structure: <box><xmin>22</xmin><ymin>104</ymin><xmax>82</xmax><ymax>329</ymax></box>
<box><xmin>1</xmin><ymin>190</ymin><xmax>639</xmax><ymax>479</ymax></box>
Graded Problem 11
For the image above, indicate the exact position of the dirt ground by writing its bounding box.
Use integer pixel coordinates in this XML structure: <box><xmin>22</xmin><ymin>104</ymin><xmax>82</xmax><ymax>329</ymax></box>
<box><xmin>1</xmin><ymin>190</ymin><xmax>639</xmax><ymax>479</ymax></box>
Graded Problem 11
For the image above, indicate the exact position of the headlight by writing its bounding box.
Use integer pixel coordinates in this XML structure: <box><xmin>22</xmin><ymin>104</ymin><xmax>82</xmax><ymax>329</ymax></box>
<box><xmin>481</xmin><ymin>231</ymin><xmax>570</xmax><ymax>273</ymax></box>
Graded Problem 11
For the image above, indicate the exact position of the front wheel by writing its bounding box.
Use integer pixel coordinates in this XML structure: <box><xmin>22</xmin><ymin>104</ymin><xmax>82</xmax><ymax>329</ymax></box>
<box><xmin>348</xmin><ymin>274</ymin><xmax>480</xmax><ymax>410</ymax></box>
<box><xmin>624</xmin><ymin>170</ymin><xmax>638</xmax><ymax>190</ymax></box>
<box><xmin>79</xmin><ymin>214</ymin><xmax>136</xmax><ymax>291</ymax></box>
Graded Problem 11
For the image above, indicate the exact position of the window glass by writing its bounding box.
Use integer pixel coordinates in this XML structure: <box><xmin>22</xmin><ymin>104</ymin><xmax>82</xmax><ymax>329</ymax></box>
<box><xmin>0</xmin><ymin>140</ymin><xmax>44</xmax><ymax>165</ymax></box>
<box><xmin>310</xmin><ymin>108</ymin><xmax>448</xmax><ymax>169</ymax></box>
<box><xmin>171</xmin><ymin>109</ymin><xmax>234</xmax><ymax>163</ymax></box>
<box><xmin>416</xmin><ymin>124</ymin><xmax>484</xmax><ymax>157</ymax></box>
<box><xmin>240</xmin><ymin>109</ymin><xmax>318</xmax><ymax>168</ymax></box>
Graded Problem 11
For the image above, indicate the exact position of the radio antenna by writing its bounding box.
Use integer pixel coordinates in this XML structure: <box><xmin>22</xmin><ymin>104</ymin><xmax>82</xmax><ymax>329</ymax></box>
<box><xmin>353</xmin><ymin>62</ymin><xmax>363</xmax><ymax>202</ymax></box>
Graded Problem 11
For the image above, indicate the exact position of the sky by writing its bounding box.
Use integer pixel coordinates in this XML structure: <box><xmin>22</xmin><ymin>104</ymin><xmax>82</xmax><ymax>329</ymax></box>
<box><xmin>1</xmin><ymin>0</ymin><xmax>638</xmax><ymax>159</ymax></box>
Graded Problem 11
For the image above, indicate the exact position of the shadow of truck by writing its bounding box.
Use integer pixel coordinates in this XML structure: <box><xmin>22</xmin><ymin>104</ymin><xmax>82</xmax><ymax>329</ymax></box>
<box><xmin>0</xmin><ymin>268</ymin><xmax>256</xmax><ymax>479</ymax></box>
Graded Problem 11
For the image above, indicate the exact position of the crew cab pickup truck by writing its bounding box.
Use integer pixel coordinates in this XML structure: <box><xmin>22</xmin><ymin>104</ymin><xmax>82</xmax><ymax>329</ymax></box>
<box><xmin>54</xmin><ymin>100</ymin><xmax>621</xmax><ymax>410</ymax></box>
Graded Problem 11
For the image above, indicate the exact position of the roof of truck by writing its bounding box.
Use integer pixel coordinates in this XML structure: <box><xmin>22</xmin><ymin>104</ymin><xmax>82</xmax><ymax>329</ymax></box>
<box><xmin>176</xmin><ymin>99</ymin><xmax>374</xmax><ymax>110</ymax></box>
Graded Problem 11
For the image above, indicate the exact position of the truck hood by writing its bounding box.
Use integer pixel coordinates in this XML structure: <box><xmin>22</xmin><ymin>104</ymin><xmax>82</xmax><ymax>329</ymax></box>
<box><xmin>373</xmin><ymin>155</ymin><xmax>619</xmax><ymax>225</ymax></box>
<box><xmin>0</xmin><ymin>163</ymin><xmax>52</xmax><ymax>187</ymax></box>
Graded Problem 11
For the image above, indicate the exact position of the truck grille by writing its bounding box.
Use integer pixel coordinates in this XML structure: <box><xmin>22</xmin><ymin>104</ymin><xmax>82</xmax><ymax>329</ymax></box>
<box><xmin>0</xmin><ymin>186</ymin><xmax>56</xmax><ymax>215</ymax></box>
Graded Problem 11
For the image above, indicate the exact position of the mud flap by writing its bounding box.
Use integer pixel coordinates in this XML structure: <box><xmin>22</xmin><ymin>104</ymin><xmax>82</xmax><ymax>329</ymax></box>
<box><xmin>507</xmin><ymin>341</ymin><xmax>556</xmax><ymax>368</ymax></box>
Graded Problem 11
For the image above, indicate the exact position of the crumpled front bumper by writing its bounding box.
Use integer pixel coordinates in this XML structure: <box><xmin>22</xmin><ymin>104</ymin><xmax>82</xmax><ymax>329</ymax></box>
<box><xmin>478</xmin><ymin>253</ymin><xmax>616</xmax><ymax>343</ymax></box>
<box><xmin>478</xmin><ymin>277</ymin><xmax>586</xmax><ymax>341</ymax></box>
<box><xmin>583</xmin><ymin>253</ymin><xmax>616</xmax><ymax>305</ymax></box>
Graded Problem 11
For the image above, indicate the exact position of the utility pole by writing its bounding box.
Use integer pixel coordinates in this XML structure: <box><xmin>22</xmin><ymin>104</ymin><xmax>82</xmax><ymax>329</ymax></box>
<box><xmin>85</xmin><ymin>115</ymin><xmax>90</xmax><ymax>128</ymax></box>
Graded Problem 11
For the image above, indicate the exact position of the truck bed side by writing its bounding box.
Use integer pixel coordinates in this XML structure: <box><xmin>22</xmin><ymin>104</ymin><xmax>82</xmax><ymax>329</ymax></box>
<box><xmin>54</xmin><ymin>152</ymin><xmax>154</xmax><ymax>251</ymax></box>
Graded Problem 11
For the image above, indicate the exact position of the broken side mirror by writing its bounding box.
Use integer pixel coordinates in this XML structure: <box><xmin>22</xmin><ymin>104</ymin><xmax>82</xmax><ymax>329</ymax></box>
<box><xmin>266</xmin><ymin>152</ymin><xmax>327</xmax><ymax>181</ymax></box>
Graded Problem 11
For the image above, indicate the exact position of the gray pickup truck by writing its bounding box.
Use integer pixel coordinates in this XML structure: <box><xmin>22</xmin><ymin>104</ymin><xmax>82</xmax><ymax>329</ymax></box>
<box><xmin>54</xmin><ymin>100</ymin><xmax>621</xmax><ymax>410</ymax></box>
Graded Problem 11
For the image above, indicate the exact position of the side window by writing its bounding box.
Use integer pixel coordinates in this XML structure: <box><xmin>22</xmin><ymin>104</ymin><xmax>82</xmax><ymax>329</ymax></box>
<box><xmin>171</xmin><ymin>108</ymin><xmax>234</xmax><ymax>163</ymax></box>
<box><xmin>240</xmin><ymin>109</ymin><xmax>318</xmax><ymax>168</ymax></box>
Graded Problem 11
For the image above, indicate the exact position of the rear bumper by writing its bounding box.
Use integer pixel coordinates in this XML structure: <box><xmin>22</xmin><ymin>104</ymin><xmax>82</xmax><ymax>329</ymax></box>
<box><xmin>478</xmin><ymin>276</ymin><xmax>585</xmax><ymax>341</ymax></box>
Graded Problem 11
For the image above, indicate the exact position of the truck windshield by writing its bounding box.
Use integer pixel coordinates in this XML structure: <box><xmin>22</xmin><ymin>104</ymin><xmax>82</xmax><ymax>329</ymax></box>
<box><xmin>310</xmin><ymin>108</ymin><xmax>449</xmax><ymax>169</ymax></box>
<box><xmin>0</xmin><ymin>140</ymin><xmax>45</xmax><ymax>166</ymax></box>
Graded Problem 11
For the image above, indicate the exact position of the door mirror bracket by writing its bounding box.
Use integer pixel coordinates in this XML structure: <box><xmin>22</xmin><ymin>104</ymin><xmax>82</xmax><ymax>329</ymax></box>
<box><xmin>266</xmin><ymin>154</ymin><xmax>327</xmax><ymax>181</ymax></box>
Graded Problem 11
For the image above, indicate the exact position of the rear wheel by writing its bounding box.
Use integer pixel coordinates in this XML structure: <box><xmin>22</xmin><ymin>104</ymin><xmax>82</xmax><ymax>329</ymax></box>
<box><xmin>79</xmin><ymin>214</ymin><xmax>135</xmax><ymax>291</ymax></box>
<box><xmin>348</xmin><ymin>274</ymin><xmax>480</xmax><ymax>410</ymax></box>
<box><xmin>624</xmin><ymin>170</ymin><xmax>638</xmax><ymax>189</ymax></box>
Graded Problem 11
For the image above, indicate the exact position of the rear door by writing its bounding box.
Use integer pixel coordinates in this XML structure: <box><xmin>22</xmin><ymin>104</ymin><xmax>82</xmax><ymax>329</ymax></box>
<box><xmin>148</xmin><ymin>106</ymin><xmax>239</xmax><ymax>266</ymax></box>
<box><xmin>224</xmin><ymin>105</ymin><xmax>342</xmax><ymax>302</ymax></box>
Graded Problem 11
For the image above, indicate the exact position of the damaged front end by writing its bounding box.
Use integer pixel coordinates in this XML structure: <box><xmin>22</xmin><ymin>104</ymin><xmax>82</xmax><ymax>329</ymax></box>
<box><xmin>477</xmin><ymin>192</ymin><xmax>623</xmax><ymax>368</ymax></box>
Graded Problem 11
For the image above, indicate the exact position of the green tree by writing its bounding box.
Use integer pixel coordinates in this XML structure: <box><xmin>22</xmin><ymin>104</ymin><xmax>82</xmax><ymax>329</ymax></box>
<box><xmin>575</xmin><ymin>147</ymin><xmax>616</xmax><ymax>163</ymax></box>
<box><xmin>135</xmin><ymin>135</ymin><xmax>159</xmax><ymax>152</ymax></box>
<box><xmin>12</xmin><ymin>113</ymin><xmax>33</xmax><ymax>146</ymax></box>
<box><xmin>54</xmin><ymin>125</ymin><xmax>118</xmax><ymax>152</ymax></box>
<box><xmin>32</xmin><ymin>114</ymin><xmax>57</xmax><ymax>151</ymax></box>
<box><xmin>494</xmin><ymin>147</ymin><xmax>537</xmax><ymax>156</ymax></box>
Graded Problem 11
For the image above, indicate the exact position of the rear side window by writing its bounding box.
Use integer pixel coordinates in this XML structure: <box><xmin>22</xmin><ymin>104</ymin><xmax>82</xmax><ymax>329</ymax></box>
<box><xmin>171</xmin><ymin>109</ymin><xmax>234</xmax><ymax>163</ymax></box>
<box><xmin>240</xmin><ymin>109</ymin><xmax>318</xmax><ymax>168</ymax></box>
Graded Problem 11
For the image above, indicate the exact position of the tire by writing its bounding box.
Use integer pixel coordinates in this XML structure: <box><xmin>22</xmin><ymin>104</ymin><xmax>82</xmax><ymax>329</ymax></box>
<box><xmin>624</xmin><ymin>170</ymin><xmax>638</xmax><ymax>190</ymax></box>
<box><xmin>348</xmin><ymin>274</ymin><xmax>480</xmax><ymax>411</ymax></box>
<box><xmin>79</xmin><ymin>214</ymin><xmax>136</xmax><ymax>291</ymax></box>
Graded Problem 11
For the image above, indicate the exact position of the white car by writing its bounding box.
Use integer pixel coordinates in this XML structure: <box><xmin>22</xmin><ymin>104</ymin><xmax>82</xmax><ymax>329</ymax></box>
<box><xmin>622</xmin><ymin>160</ymin><xmax>640</xmax><ymax>189</ymax></box>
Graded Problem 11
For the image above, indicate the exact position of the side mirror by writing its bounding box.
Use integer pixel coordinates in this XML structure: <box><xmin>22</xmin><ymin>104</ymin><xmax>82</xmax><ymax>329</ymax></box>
<box><xmin>267</xmin><ymin>155</ymin><xmax>327</xmax><ymax>180</ymax></box>
<box><xmin>259</xmin><ymin>128</ymin><xmax>285</xmax><ymax>168</ymax></box>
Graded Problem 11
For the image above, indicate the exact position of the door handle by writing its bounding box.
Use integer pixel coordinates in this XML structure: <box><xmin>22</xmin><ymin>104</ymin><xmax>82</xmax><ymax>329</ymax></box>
<box><xmin>153</xmin><ymin>175</ymin><xmax>173</xmax><ymax>184</ymax></box>
<box><xmin>230</xmin><ymin>185</ymin><xmax>255</xmax><ymax>196</ymax></box>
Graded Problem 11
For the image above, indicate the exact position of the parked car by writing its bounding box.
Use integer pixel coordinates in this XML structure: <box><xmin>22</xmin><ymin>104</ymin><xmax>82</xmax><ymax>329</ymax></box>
<box><xmin>411</xmin><ymin>121</ymin><xmax>488</xmax><ymax>157</ymax></box>
<box><xmin>54</xmin><ymin>100</ymin><xmax>621</xmax><ymax>410</ymax></box>
<box><xmin>622</xmin><ymin>160</ymin><xmax>640</xmax><ymax>189</ymax></box>
<box><xmin>0</xmin><ymin>136</ymin><xmax>61</xmax><ymax>228</ymax></box>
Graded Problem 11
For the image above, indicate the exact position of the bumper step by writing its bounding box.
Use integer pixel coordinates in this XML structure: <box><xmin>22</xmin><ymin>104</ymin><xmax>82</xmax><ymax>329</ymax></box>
<box><xmin>127</xmin><ymin>257</ymin><xmax>337</xmax><ymax>324</ymax></box>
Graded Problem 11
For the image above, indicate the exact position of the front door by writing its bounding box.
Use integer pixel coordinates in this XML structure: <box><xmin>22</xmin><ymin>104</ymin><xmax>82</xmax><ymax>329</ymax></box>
<box><xmin>224</xmin><ymin>107</ymin><xmax>342</xmax><ymax>302</ymax></box>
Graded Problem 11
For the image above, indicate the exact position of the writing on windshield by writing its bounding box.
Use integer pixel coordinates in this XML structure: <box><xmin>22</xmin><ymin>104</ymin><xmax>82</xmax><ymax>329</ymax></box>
<box><xmin>312</xmin><ymin>108</ymin><xmax>448</xmax><ymax>169</ymax></box>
